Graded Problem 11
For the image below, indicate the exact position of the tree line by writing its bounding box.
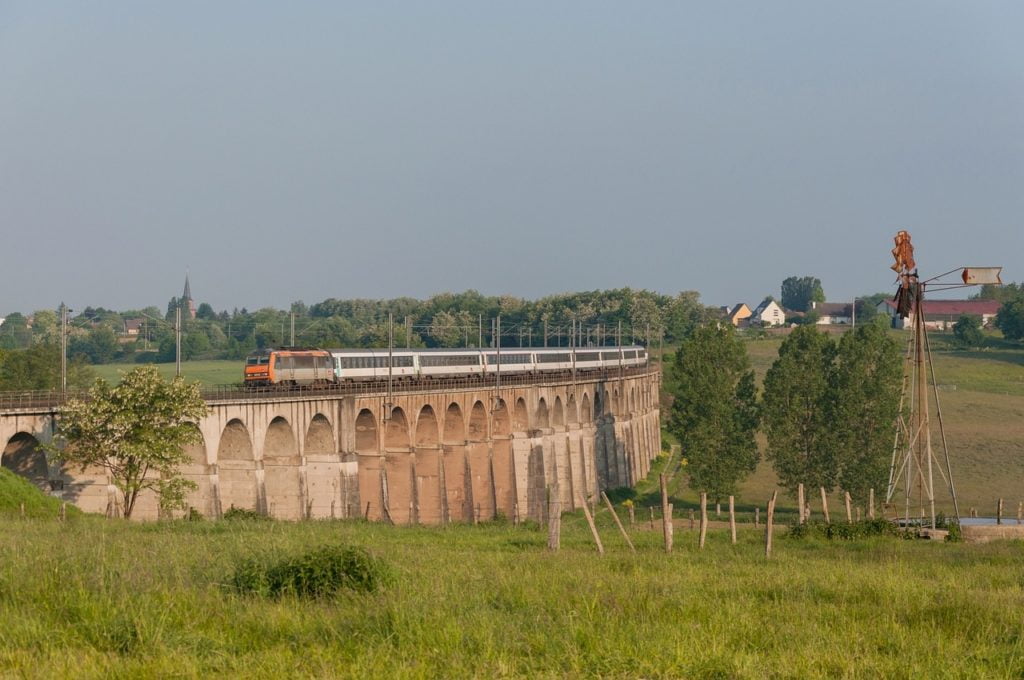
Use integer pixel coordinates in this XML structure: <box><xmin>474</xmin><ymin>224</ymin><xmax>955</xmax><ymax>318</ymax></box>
<box><xmin>668</xmin><ymin>323</ymin><xmax>902</xmax><ymax>505</ymax></box>
<box><xmin>0</xmin><ymin>288</ymin><xmax>715</xmax><ymax>366</ymax></box>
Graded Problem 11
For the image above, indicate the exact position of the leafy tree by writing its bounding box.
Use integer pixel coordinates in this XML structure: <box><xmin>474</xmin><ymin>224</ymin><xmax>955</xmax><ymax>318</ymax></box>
<box><xmin>830</xmin><ymin>325</ymin><xmax>902</xmax><ymax>502</ymax></box>
<box><xmin>952</xmin><ymin>314</ymin><xmax>984</xmax><ymax>348</ymax></box>
<box><xmin>0</xmin><ymin>343</ymin><xmax>93</xmax><ymax>390</ymax></box>
<box><xmin>762</xmin><ymin>325</ymin><xmax>836</xmax><ymax>493</ymax></box>
<box><xmin>853</xmin><ymin>293</ymin><xmax>889</xmax><ymax>324</ymax></box>
<box><xmin>30</xmin><ymin>309</ymin><xmax>59</xmax><ymax>344</ymax></box>
<box><xmin>667</xmin><ymin>325</ymin><xmax>759</xmax><ymax>501</ymax></box>
<box><xmin>996</xmin><ymin>294</ymin><xmax>1024</xmax><ymax>342</ymax></box>
<box><xmin>973</xmin><ymin>281</ymin><xmax>1022</xmax><ymax>303</ymax></box>
<box><xmin>781</xmin><ymin>276</ymin><xmax>825</xmax><ymax>312</ymax></box>
<box><xmin>49</xmin><ymin>367</ymin><xmax>209</xmax><ymax>518</ymax></box>
<box><xmin>196</xmin><ymin>303</ymin><xmax>217</xmax><ymax>320</ymax></box>
<box><xmin>0</xmin><ymin>313</ymin><xmax>31</xmax><ymax>349</ymax></box>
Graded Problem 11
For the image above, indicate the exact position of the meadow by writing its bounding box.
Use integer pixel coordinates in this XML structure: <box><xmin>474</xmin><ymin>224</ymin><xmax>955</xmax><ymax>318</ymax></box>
<box><xmin>92</xmin><ymin>360</ymin><xmax>241</xmax><ymax>387</ymax></box>
<box><xmin>658</xmin><ymin>330</ymin><xmax>1024</xmax><ymax>518</ymax></box>
<box><xmin>2</xmin><ymin>510</ymin><xmax>1024</xmax><ymax>678</ymax></box>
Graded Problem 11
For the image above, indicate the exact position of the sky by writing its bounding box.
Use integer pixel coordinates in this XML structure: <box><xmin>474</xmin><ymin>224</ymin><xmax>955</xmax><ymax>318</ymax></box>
<box><xmin>2</xmin><ymin>2</ymin><xmax>1022</xmax><ymax>314</ymax></box>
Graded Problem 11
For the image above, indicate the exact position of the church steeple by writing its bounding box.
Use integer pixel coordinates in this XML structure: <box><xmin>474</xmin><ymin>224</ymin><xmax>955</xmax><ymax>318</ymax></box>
<box><xmin>181</xmin><ymin>274</ymin><xmax>197</xmax><ymax>319</ymax></box>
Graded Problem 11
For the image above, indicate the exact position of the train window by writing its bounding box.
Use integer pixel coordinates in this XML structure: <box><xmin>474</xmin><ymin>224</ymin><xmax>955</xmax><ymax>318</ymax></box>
<box><xmin>295</xmin><ymin>356</ymin><xmax>315</xmax><ymax>370</ymax></box>
<box><xmin>421</xmin><ymin>355</ymin><xmax>480</xmax><ymax>367</ymax></box>
<box><xmin>274</xmin><ymin>356</ymin><xmax>283</xmax><ymax>369</ymax></box>
<box><xmin>575</xmin><ymin>352</ymin><xmax>600</xmax><ymax>362</ymax></box>
<box><xmin>393</xmin><ymin>356</ymin><xmax>413</xmax><ymax>367</ymax></box>
<box><xmin>484</xmin><ymin>353</ymin><xmax>529</xmax><ymax>364</ymax></box>
<box><xmin>601</xmin><ymin>351</ymin><xmax>619</xmax><ymax>361</ymax></box>
<box><xmin>537</xmin><ymin>353</ymin><xmax>571</xmax><ymax>363</ymax></box>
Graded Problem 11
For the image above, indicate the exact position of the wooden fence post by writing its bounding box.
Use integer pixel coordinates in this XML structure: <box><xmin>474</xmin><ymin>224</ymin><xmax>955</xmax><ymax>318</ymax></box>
<box><xmin>729</xmin><ymin>495</ymin><xmax>737</xmax><ymax>545</ymax></box>
<box><xmin>868</xmin><ymin>488</ymin><xmax>875</xmax><ymax>520</ymax></box>
<box><xmin>579</xmin><ymin>495</ymin><xmax>604</xmax><ymax>555</ymax></box>
<box><xmin>547</xmin><ymin>486</ymin><xmax>561</xmax><ymax>551</ymax></box>
<box><xmin>1017</xmin><ymin>501</ymin><xmax>1022</xmax><ymax>525</ymax></box>
<box><xmin>820</xmin><ymin>487</ymin><xmax>831</xmax><ymax>525</ymax></box>
<box><xmin>715</xmin><ymin>502</ymin><xmax>721</xmax><ymax>519</ymax></box>
<box><xmin>689</xmin><ymin>508</ymin><xmax>695</xmax><ymax>530</ymax></box>
<box><xmin>754</xmin><ymin>506</ymin><xmax>760</xmax><ymax>528</ymax></box>
<box><xmin>997</xmin><ymin>498</ymin><xmax>1004</xmax><ymax>525</ymax></box>
<box><xmin>797</xmin><ymin>483</ymin><xmax>805</xmax><ymax>525</ymax></box>
<box><xmin>844</xmin><ymin>492</ymin><xmax>852</xmax><ymax>523</ymax></box>
<box><xmin>628</xmin><ymin>504</ymin><xmax>635</xmax><ymax>527</ymax></box>
<box><xmin>699</xmin><ymin>492</ymin><xmax>708</xmax><ymax>550</ymax></box>
<box><xmin>602</xmin><ymin>492</ymin><xmax>636</xmax><ymax>553</ymax></box>
<box><xmin>649</xmin><ymin>506</ymin><xmax>655</xmax><ymax>530</ymax></box>
<box><xmin>765</xmin><ymin>491</ymin><xmax>778</xmax><ymax>558</ymax></box>
<box><xmin>660</xmin><ymin>474</ymin><xmax>673</xmax><ymax>553</ymax></box>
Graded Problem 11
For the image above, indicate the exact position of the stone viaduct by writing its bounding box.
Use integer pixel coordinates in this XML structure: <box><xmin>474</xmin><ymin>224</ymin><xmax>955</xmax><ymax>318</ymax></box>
<box><xmin>0</xmin><ymin>369</ymin><xmax>661</xmax><ymax>523</ymax></box>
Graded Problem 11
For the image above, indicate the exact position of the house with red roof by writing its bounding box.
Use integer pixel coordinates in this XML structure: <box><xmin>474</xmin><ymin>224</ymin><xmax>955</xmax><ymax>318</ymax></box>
<box><xmin>876</xmin><ymin>298</ymin><xmax>1001</xmax><ymax>330</ymax></box>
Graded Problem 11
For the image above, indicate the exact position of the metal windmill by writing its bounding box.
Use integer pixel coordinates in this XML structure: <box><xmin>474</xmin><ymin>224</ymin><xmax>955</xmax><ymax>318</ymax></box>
<box><xmin>885</xmin><ymin>231</ymin><xmax>1002</xmax><ymax>528</ymax></box>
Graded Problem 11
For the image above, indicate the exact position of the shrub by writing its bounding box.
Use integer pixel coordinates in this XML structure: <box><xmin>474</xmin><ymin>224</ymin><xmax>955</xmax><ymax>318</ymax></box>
<box><xmin>788</xmin><ymin>518</ymin><xmax>900</xmax><ymax>540</ymax></box>
<box><xmin>222</xmin><ymin>506</ymin><xmax>266</xmax><ymax>521</ymax></box>
<box><xmin>231</xmin><ymin>545</ymin><xmax>389</xmax><ymax>598</ymax></box>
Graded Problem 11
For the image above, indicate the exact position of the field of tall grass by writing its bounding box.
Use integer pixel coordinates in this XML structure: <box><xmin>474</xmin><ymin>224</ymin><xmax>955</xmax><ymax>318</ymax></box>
<box><xmin>1</xmin><ymin>511</ymin><xmax>1023</xmax><ymax>678</ymax></box>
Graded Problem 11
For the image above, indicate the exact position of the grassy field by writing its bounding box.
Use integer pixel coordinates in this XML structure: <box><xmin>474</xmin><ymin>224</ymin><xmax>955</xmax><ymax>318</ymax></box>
<box><xmin>92</xmin><ymin>360</ymin><xmax>241</xmax><ymax>387</ymax></box>
<box><xmin>1</xmin><ymin>512</ymin><xmax>1023</xmax><ymax>678</ymax></box>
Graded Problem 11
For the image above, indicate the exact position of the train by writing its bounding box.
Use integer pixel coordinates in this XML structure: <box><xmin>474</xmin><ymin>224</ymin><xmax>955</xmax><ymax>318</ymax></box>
<box><xmin>243</xmin><ymin>346</ymin><xmax>648</xmax><ymax>388</ymax></box>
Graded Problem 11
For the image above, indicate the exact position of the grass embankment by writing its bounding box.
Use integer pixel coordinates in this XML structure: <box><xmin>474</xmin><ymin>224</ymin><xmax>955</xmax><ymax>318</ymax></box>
<box><xmin>0</xmin><ymin>468</ymin><xmax>80</xmax><ymax>519</ymax></box>
<box><xmin>2</xmin><ymin>514</ymin><xmax>1023</xmax><ymax>678</ymax></box>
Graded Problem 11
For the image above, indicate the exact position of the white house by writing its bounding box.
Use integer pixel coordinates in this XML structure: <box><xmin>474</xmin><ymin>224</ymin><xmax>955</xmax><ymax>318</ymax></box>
<box><xmin>811</xmin><ymin>301</ymin><xmax>853</xmax><ymax>325</ymax></box>
<box><xmin>751</xmin><ymin>299</ymin><xmax>786</xmax><ymax>327</ymax></box>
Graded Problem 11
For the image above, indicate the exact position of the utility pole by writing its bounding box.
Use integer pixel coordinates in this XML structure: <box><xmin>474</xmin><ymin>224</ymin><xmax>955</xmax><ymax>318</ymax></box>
<box><xmin>387</xmin><ymin>313</ymin><xmax>393</xmax><ymax>420</ymax></box>
<box><xmin>405</xmin><ymin>316</ymin><xmax>410</xmax><ymax>349</ymax></box>
<box><xmin>478</xmin><ymin>314</ymin><xmax>482</xmax><ymax>348</ymax></box>
<box><xmin>59</xmin><ymin>302</ymin><xmax>69</xmax><ymax>395</ymax></box>
<box><xmin>543</xmin><ymin>320</ymin><xmax>548</xmax><ymax>347</ymax></box>
<box><xmin>175</xmin><ymin>305</ymin><xmax>182</xmax><ymax>378</ymax></box>
<box><xmin>496</xmin><ymin>316</ymin><xmax>502</xmax><ymax>393</ymax></box>
<box><xmin>290</xmin><ymin>313</ymin><xmax>295</xmax><ymax>346</ymax></box>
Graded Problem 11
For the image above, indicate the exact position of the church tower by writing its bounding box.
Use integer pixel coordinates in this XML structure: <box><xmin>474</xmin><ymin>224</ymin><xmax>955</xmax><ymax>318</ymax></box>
<box><xmin>182</xmin><ymin>274</ymin><xmax>197</xmax><ymax>320</ymax></box>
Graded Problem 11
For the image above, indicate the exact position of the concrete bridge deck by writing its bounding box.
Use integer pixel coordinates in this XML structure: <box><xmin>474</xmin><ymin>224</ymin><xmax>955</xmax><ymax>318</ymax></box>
<box><xmin>0</xmin><ymin>368</ymin><xmax>662</xmax><ymax>523</ymax></box>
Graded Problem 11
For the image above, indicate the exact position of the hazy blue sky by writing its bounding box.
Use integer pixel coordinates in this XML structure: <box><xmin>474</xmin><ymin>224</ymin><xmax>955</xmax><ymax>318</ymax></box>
<box><xmin>2</xmin><ymin>2</ymin><xmax>1022</xmax><ymax>314</ymax></box>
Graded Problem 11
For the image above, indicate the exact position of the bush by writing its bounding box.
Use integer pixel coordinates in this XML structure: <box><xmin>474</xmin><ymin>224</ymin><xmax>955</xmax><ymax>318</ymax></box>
<box><xmin>231</xmin><ymin>545</ymin><xmax>389</xmax><ymax>598</ymax></box>
<box><xmin>222</xmin><ymin>506</ymin><xmax>266</xmax><ymax>521</ymax></box>
<box><xmin>788</xmin><ymin>518</ymin><xmax>900</xmax><ymax>540</ymax></box>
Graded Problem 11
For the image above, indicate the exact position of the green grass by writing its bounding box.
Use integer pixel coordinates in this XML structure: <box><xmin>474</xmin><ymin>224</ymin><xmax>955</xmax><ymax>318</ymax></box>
<box><xmin>92</xmin><ymin>360</ymin><xmax>242</xmax><ymax>387</ymax></box>
<box><xmin>0</xmin><ymin>468</ymin><xmax>80</xmax><ymax>519</ymax></box>
<box><xmin>1</xmin><ymin>514</ymin><xmax>1022</xmax><ymax>677</ymax></box>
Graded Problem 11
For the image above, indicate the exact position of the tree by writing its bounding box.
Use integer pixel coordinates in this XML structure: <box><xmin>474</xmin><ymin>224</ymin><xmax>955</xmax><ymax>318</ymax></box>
<box><xmin>830</xmin><ymin>324</ymin><xmax>902</xmax><ymax>502</ymax></box>
<box><xmin>996</xmin><ymin>294</ymin><xmax>1024</xmax><ymax>342</ymax></box>
<box><xmin>781</xmin><ymin>276</ymin><xmax>825</xmax><ymax>312</ymax></box>
<box><xmin>952</xmin><ymin>314</ymin><xmax>984</xmax><ymax>348</ymax></box>
<box><xmin>762</xmin><ymin>325</ymin><xmax>836</xmax><ymax>493</ymax></box>
<box><xmin>49</xmin><ymin>367</ymin><xmax>209</xmax><ymax>518</ymax></box>
<box><xmin>667</xmin><ymin>325</ymin><xmax>760</xmax><ymax>501</ymax></box>
<box><xmin>0</xmin><ymin>313</ymin><xmax>31</xmax><ymax>349</ymax></box>
<box><xmin>0</xmin><ymin>343</ymin><xmax>93</xmax><ymax>390</ymax></box>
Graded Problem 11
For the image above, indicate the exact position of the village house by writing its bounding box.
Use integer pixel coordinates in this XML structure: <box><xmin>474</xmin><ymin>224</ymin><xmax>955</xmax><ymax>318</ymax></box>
<box><xmin>810</xmin><ymin>301</ymin><xmax>853</xmax><ymax>325</ymax></box>
<box><xmin>876</xmin><ymin>298</ymin><xmax>1001</xmax><ymax>330</ymax></box>
<box><xmin>751</xmin><ymin>299</ymin><xmax>786</xmax><ymax>327</ymax></box>
<box><xmin>723</xmin><ymin>303</ymin><xmax>753</xmax><ymax>327</ymax></box>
